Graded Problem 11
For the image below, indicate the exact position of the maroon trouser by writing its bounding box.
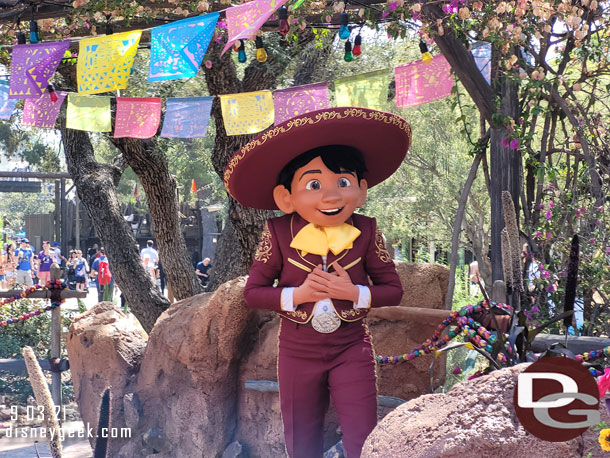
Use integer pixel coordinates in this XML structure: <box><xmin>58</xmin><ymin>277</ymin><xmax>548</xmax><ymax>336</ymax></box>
<box><xmin>278</xmin><ymin>319</ymin><xmax>377</xmax><ymax>458</ymax></box>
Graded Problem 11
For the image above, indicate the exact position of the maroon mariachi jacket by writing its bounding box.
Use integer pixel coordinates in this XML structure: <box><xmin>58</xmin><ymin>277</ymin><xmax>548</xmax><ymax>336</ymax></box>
<box><xmin>244</xmin><ymin>213</ymin><xmax>403</xmax><ymax>324</ymax></box>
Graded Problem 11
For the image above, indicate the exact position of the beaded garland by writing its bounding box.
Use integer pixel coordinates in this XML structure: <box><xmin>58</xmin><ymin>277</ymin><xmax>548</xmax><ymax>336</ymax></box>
<box><xmin>576</xmin><ymin>347</ymin><xmax>610</xmax><ymax>363</ymax></box>
<box><xmin>375</xmin><ymin>299</ymin><xmax>606</xmax><ymax>369</ymax></box>
<box><xmin>0</xmin><ymin>284</ymin><xmax>43</xmax><ymax>307</ymax></box>
<box><xmin>0</xmin><ymin>281</ymin><xmax>67</xmax><ymax>328</ymax></box>
<box><xmin>375</xmin><ymin>300</ymin><xmax>510</xmax><ymax>365</ymax></box>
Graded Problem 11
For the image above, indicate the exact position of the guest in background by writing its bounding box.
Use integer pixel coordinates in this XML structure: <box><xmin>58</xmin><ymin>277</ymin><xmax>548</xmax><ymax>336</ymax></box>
<box><xmin>195</xmin><ymin>257</ymin><xmax>212</xmax><ymax>288</ymax></box>
<box><xmin>37</xmin><ymin>241</ymin><xmax>54</xmax><ymax>285</ymax></box>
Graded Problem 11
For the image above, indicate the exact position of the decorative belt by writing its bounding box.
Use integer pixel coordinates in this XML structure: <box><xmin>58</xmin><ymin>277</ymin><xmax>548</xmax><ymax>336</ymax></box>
<box><xmin>307</xmin><ymin>299</ymin><xmax>342</xmax><ymax>333</ymax></box>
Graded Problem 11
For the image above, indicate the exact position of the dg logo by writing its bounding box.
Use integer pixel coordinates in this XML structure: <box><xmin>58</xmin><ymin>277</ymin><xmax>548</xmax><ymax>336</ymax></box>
<box><xmin>513</xmin><ymin>356</ymin><xmax>600</xmax><ymax>441</ymax></box>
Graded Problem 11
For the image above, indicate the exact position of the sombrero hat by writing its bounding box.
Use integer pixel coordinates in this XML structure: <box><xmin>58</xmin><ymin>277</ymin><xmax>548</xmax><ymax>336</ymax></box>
<box><xmin>224</xmin><ymin>107</ymin><xmax>411</xmax><ymax>210</ymax></box>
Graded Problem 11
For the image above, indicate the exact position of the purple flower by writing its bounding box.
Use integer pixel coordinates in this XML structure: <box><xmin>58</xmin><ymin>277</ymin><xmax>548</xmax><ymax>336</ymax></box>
<box><xmin>412</xmin><ymin>11</ymin><xmax>421</xmax><ymax>21</ymax></box>
<box><xmin>381</xmin><ymin>10</ymin><xmax>390</xmax><ymax>19</ymax></box>
<box><xmin>510</xmin><ymin>139</ymin><xmax>519</xmax><ymax>150</ymax></box>
<box><xmin>545</xmin><ymin>210</ymin><xmax>553</xmax><ymax>219</ymax></box>
<box><xmin>545</xmin><ymin>231</ymin><xmax>552</xmax><ymax>239</ymax></box>
<box><xmin>452</xmin><ymin>367</ymin><xmax>462</xmax><ymax>375</ymax></box>
<box><xmin>597</xmin><ymin>206</ymin><xmax>604</xmax><ymax>211</ymax></box>
<box><xmin>501</xmin><ymin>136</ymin><xmax>510</xmax><ymax>148</ymax></box>
<box><xmin>546</xmin><ymin>284</ymin><xmax>556</xmax><ymax>292</ymax></box>
<box><xmin>217</xmin><ymin>20</ymin><xmax>227</xmax><ymax>29</ymax></box>
<box><xmin>591</xmin><ymin>238</ymin><xmax>597</xmax><ymax>245</ymax></box>
<box><xmin>548</xmin><ymin>201</ymin><xmax>555</xmax><ymax>209</ymax></box>
<box><xmin>388</xmin><ymin>2</ymin><xmax>398</xmax><ymax>11</ymax></box>
<box><xmin>534</xmin><ymin>231</ymin><xmax>542</xmax><ymax>238</ymax></box>
<box><xmin>540</xmin><ymin>270</ymin><xmax>550</xmax><ymax>278</ymax></box>
<box><xmin>605</xmin><ymin>247</ymin><xmax>610</xmax><ymax>256</ymax></box>
<box><xmin>595</xmin><ymin>220</ymin><xmax>602</xmax><ymax>227</ymax></box>
<box><xmin>538</xmin><ymin>204</ymin><xmax>545</xmax><ymax>210</ymax></box>
<box><xmin>468</xmin><ymin>370</ymin><xmax>483</xmax><ymax>380</ymax></box>
<box><xmin>530</xmin><ymin>305</ymin><xmax>540</xmax><ymax>314</ymax></box>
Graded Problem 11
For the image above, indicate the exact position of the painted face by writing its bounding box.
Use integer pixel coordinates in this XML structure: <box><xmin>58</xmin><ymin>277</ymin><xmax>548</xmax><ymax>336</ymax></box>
<box><xmin>286</xmin><ymin>156</ymin><xmax>367</xmax><ymax>227</ymax></box>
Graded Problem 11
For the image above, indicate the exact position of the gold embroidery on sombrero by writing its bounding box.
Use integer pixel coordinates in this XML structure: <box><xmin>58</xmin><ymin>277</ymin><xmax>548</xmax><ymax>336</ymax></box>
<box><xmin>375</xmin><ymin>228</ymin><xmax>392</xmax><ymax>263</ymax></box>
<box><xmin>223</xmin><ymin>108</ymin><xmax>412</xmax><ymax>196</ymax></box>
<box><xmin>254</xmin><ymin>222</ymin><xmax>272</xmax><ymax>263</ymax></box>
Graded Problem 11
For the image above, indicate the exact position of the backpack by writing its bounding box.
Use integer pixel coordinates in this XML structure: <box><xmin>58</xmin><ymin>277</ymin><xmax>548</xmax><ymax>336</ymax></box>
<box><xmin>98</xmin><ymin>258</ymin><xmax>112</xmax><ymax>285</ymax></box>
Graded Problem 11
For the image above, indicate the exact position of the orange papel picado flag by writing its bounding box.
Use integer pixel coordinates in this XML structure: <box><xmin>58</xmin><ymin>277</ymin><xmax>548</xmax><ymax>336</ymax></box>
<box><xmin>191</xmin><ymin>179</ymin><xmax>197</xmax><ymax>194</ymax></box>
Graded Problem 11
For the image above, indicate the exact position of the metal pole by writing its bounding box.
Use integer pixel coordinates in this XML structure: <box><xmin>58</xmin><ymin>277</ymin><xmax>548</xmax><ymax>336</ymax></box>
<box><xmin>60</xmin><ymin>178</ymin><xmax>66</xmax><ymax>249</ymax></box>
<box><xmin>75</xmin><ymin>194</ymin><xmax>80</xmax><ymax>250</ymax></box>
<box><xmin>49</xmin><ymin>265</ymin><xmax>62</xmax><ymax>406</ymax></box>
<box><xmin>54</xmin><ymin>180</ymin><xmax>60</xmax><ymax>243</ymax></box>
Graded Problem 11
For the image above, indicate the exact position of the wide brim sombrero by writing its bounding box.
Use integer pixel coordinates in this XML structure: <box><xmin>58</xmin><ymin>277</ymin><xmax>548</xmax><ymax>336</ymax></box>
<box><xmin>224</xmin><ymin>107</ymin><xmax>411</xmax><ymax>210</ymax></box>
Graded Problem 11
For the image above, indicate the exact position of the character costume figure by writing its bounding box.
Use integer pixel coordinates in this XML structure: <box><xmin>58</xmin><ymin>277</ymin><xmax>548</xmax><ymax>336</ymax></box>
<box><xmin>224</xmin><ymin>107</ymin><xmax>411</xmax><ymax>458</ymax></box>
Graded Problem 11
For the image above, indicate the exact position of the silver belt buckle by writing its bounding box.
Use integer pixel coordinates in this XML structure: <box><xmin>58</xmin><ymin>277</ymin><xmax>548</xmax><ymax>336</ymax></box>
<box><xmin>311</xmin><ymin>300</ymin><xmax>341</xmax><ymax>333</ymax></box>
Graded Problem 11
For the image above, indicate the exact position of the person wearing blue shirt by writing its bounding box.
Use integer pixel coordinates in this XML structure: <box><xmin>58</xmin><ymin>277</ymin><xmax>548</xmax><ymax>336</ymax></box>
<box><xmin>15</xmin><ymin>238</ymin><xmax>34</xmax><ymax>286</ymax></box>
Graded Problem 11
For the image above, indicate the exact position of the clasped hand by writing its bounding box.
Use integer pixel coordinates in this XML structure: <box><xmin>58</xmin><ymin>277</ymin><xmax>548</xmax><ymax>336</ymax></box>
<box><xmin>293</xmin><ymin>263</ymin><xmax>359</xmax><ymax>306</ymax></box>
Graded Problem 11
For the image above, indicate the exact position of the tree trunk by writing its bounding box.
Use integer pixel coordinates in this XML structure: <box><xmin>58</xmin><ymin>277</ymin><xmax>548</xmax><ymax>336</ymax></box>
<box><xmin>110</xmin><ymin>137</ymin><xmax>203</xmax><ymax>300</ymax></box>
<box><xmin>422</xmin><ymin>4</ymin><xmax>495</xmax><ymax>124</ymax></box>
<box><xmin>490</xmin><ymin>78</ymin><xmax>521</xmax><ymax>282</ymax></box>
<box><xmin>59</xmin><ymin>127</ymin><xmax>168</xmax><ymax>333</ymax></box>
<box><xmin>445</xmin><ymin>152</ymin><xmax>484</xmax><ymax>309</ymax></box>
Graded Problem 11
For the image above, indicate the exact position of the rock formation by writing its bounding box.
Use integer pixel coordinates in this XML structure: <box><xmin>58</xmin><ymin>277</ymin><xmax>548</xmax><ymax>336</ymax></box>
<box><xmin>67</xmin><ymin>262</ymin><xmax>450</xmax><ymax>457</ymax></box>
<box><xmin>66</xmin><ymin>301</ymin><xmax>147</xmax><ymax>457</ymax></box>
<box><xmin>362</xmin><ymin>364</ymin><xmax>610</xmax><ymax>458</ymax></box>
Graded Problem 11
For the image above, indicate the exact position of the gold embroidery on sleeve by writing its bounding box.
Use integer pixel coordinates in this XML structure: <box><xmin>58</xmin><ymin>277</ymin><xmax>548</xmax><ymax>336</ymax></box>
<box><xmin>254</xmin><ymin>222</ymin><xmax>272</xmax><ymax>263</ymax></box>
<box><xmin>375</xmin><ymin>229</ymin><xmax>392</xmax><ymax>263</ymax></box>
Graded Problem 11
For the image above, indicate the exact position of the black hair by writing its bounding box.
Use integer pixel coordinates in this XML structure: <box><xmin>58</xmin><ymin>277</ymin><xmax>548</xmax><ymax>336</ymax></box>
<box><xmin>277</xmin><ymin>145</ymin><xmax>367</xmax><ymax>192</ymax></box>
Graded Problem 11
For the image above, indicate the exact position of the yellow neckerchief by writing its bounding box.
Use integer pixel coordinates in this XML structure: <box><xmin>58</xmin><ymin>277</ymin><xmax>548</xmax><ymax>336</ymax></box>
<box><xmin>290</xmin><ymin>222</ymin><xmax>361</xmax><ymax>256</ymax></box>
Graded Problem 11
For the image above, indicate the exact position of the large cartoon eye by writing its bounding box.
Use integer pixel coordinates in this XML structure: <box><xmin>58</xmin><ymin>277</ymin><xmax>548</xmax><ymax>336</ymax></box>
<box><xmin>338</xmin><ymin>177</ymin><xmax>351</xmax><ymax>188</ymax></box>
<box><xmin>305</xmin><ymin>180</ymin><xmax>321</xmax><ymax>190</ymax></box>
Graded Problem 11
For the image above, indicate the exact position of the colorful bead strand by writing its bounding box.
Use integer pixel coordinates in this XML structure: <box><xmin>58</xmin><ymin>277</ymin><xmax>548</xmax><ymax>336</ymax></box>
<box><xmin>0</xmin><ymin>281</ymin><xmax>67</xmax><ymax>328</ymax></box>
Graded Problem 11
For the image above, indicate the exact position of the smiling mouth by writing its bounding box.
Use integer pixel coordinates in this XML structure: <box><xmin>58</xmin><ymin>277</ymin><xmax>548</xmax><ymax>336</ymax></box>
<box><xmin>319</xmin><ymin>208</ymin><xmax>343</xmax><ymax>216</ymax></box>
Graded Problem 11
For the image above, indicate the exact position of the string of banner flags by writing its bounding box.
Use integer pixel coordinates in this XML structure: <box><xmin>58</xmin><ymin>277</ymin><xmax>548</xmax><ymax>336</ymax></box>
<box><xmin>0</xmin><ymin>3</ymin><xmax>492</xmax><ymax>138</ymax></box>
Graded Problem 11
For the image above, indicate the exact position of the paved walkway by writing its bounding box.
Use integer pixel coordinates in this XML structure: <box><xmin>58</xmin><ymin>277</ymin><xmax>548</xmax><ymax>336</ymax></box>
<box><xmin>0</xmin><ymin>421</ymin><xmax>93</xmax><ymax>457</ymax></box>
<box><xmin>0</xmin><ymin>440</ymin><xmax>92</xmax><ymax>457</ymax></box>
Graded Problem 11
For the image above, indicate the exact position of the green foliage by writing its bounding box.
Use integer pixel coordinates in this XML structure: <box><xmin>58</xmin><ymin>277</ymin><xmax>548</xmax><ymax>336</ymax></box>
<box><xmin>0</xmin><ymin>299</ymin><xmax>52</xmax><ymax>404</ymax></box>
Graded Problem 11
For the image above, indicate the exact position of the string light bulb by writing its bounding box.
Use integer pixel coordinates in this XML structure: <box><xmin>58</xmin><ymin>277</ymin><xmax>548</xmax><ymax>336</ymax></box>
<box><xmin>278</xmin><ymin>6</ymin><xmax>289</xmax><ymax>35</ymax></box>
<box><xmin>419</xmin><ymin>40</ymin><xmax>433</xmax><ymax>64</ymax></box>
<box><xmin>47</xmin><ymin>84</ymin><xmax>58</xmax><ymax>103</ymax></box>
<box><xmin>29</xmin><ymin>20</ymin><xmax>39</xmax><ymax>44</ymax></box>
<box><xmin>237</xmin><ymin>40</ymin><xmax>247</xmax><ymax>63</ymax></box>
<box><xmin>255</xmin><ymin>36</ymin><xmax>267</xmax><ymax>63</ymax></box>
<box><xmin>353</xmin><ymin>34</ymin><xmax>362</xmax><ymax>56</ymax></box>
<box><xmin>339</xmin><ymin>12</ymin><xmax>350</xmax><ymax>39</ymax></box>
<box><xmin>344</xmin><ymin>40</ymin><xmax>353</xmax><ymax>62</ymax></box>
